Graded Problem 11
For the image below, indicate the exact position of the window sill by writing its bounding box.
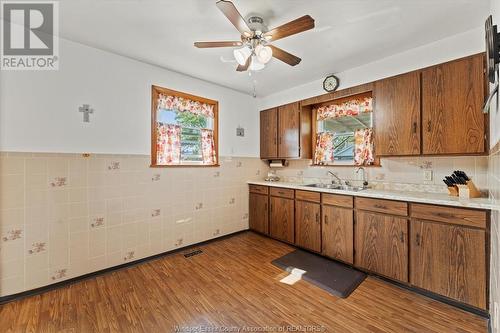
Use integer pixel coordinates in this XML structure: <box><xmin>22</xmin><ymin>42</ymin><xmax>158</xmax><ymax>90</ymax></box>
<box><xmin>150</xmin><ymin>164</ymin><xmax>220</xmax><ymax>168</ymax></box>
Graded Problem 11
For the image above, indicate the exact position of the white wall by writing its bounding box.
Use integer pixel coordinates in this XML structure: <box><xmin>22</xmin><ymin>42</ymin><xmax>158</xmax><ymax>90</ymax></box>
<box><xmin>491</xmin><ymin>0</ymin><xmax>500</xmax><ymax>148</ymax></box>
<box><xmin>0</xmin><ymin>38</ymin><xmax>259</xmax><ymax>157</ymax></box>
<box><xmin>258</xmin><ymin>27</ymin><xmax>485</xmax><ymax>110</ymax></box>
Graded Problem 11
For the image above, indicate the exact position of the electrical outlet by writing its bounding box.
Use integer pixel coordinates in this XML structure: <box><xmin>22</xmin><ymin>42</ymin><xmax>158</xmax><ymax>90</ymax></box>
<box><xmin>423</xmin><ymin>170</ymin><xmax>433</xmax><ymax>181</ymax></box>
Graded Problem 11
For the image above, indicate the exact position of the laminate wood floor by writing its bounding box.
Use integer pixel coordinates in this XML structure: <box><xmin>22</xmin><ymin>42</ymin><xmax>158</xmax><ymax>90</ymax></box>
<box><xmin>0</xmin><ymin>231</ymin><xmax>488</xmax><ymax>333</ymax></box>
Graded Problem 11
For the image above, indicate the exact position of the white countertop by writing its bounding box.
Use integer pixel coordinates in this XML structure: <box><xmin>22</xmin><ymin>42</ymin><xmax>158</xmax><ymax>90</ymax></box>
<box><xmin>247</xmin><ymin>180</ymin><xmax>500</xmax><ymax>210</ymax></box>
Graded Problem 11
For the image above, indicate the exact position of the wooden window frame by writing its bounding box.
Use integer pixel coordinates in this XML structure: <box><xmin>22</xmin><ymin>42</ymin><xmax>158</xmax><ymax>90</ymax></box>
<box><xmin>311</xmin><ymin>91</ymin><xmax>380</xmax><ymax>167</ymax></box>
<box><xmin>150</xmin><ymin>85</ymin><xmax>219</xmax><ymax>168</ymax></box>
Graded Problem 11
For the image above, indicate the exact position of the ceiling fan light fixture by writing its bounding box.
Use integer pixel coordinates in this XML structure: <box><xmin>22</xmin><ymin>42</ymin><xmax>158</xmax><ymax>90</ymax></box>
<box><xmin>233</xmin><ymin>46</ymin><xmax>251</xmax><ymax>66</ymax></box>
<box><xmin>249</xmin><ymin>55</ymin><xmax>265</xmax><ymax>71</ymax></box>
<box><xmin>256</xmin><ymin>44</ymin><xmax>273</xmax><ymax>64</ymax></box>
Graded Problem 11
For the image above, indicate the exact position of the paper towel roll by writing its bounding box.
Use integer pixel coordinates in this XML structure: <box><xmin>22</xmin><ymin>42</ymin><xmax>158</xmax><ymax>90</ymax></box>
<box><xmin>269</xmin><ymin>161</ymin><xmax>284</xmax><ymax>168</ymax></box>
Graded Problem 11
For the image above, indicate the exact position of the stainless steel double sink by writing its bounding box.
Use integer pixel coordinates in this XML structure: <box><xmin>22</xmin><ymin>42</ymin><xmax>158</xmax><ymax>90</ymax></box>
<box><xmin>303</xmin><ymin>183</ymin><xmax>367</xmax><ymax>192</ymax></box>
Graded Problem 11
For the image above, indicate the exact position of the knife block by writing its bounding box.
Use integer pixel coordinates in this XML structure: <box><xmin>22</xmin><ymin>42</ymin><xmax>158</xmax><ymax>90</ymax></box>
<box><xmin>456</xmin><ymin>181</ymin><xmax>481</xmax><ymax>198</ymax></box>
<box><xmin>447</xmin><ymin>186</ymin><xmax>459</xmax><ymax>197</ymax></box>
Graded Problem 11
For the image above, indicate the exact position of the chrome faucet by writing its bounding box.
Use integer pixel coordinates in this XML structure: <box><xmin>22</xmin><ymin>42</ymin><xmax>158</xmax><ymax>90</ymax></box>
<box><xmin>327</xmin><ymin>171</ymin><xmax>342</xmax><ymax>185</ymax></box>
<box><xmin>356</xmin><ymin>167</ymin><xmax>369</xmax><ymax>187</ymax></box>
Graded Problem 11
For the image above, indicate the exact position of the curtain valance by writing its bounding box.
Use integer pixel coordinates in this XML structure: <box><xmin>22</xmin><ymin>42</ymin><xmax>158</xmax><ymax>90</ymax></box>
<box><xmin>316</xmin><ymin>96</ymin><xmax>373</xmax><ymax>121</ymax></box>
<box><xmin>157</xmin><ymin>94</ymin><xmax>215</xmax><ymax>118</ymax></box>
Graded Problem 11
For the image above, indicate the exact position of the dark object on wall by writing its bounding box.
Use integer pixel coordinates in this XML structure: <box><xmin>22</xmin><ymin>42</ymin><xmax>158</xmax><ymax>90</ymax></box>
<box><xmin>485</xmin><ymin>15</ymin><xmax>500</xmax><ymax>84</ymax></box>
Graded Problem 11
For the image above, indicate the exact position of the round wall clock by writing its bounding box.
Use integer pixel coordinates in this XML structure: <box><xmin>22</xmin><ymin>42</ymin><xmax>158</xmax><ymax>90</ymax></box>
<box><xmin>323</xmin><ymin>75</ymin><xmax>339</xmax><ymax>92</ymax></box>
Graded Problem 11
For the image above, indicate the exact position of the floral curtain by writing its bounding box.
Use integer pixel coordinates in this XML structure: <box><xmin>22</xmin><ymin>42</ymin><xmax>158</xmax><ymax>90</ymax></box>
<box><xmin>201</xmin><ymin>129</ymin><xmax>216</xmax><ymax>165</ymax></box>
<box><xmin>316</xmin><ymin>96</ymin><xmax>373</xmax><ymax>120</ymax></box>
<box><xmin>354</xmin><ymin>128</ymin><xmax>374</xmax><ymax>166</ymax></box>
<box><xmin>313</xmin><ymin>132</ymin><xmax>335</xmax><ymax>164</ymax></box>
<box><xmin>157</xmin><ymin>123</ymin><xmax>181</xmax><ymax>165</ymax></box>
<box><xmin>157</xmin><ymin>94</ymin><xmax>214</xmax><ymax>118</ymax></box>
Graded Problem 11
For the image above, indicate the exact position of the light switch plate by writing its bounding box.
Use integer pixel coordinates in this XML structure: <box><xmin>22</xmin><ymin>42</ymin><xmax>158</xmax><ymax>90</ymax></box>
<box><xmin>423</xmin><ymin>170</ymin><xmax>433</xmax><ymax>181</ymax></box>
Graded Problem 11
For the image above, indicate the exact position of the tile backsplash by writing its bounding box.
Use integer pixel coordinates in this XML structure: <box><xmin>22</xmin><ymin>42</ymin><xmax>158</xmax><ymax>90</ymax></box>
<box><xmin>274</xmin><ymin>156</ymin><xmax>489</xmax><ymax>193</ymax></box>
<box><xmin>0</xmin><ymin>152</ymin><xmax>268</xmax><ymax>297</ymax></box>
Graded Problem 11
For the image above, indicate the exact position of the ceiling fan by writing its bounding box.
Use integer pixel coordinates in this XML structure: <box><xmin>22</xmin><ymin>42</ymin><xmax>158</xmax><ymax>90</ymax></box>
<box><xmin>194</xmin><ymin>0</ymin><xmax>315</xmax><ymax>72</ymax></box>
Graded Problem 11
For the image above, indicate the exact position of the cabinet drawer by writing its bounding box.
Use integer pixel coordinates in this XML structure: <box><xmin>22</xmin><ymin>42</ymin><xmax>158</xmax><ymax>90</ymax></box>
<box><xmin>295</xmin><ymin>190</ymin><xmax>321</xmax><ymax>203</ymax></box>
<box><xmin>249</xmin><ymin>184</ymin><xmax>269</xmax><ymax>195</ymax></box>
<box><xmin>410</xmin><ymin>203</ymin><xmax>487</xmax><ymax>229</ymax></box>
<box><xmin>270</xmin><ymin>187</ymin><xmax>295</xmax><ymax>199</ymax></box>
<box><xmin>322</xmin><ymin>194</ymin><xmax>353</xmax><ymax>208</ymax></box>
<box><xmin>355</xmin><ymin>197</ymin><xmax>408</xmax><ymax>216</ymax></box>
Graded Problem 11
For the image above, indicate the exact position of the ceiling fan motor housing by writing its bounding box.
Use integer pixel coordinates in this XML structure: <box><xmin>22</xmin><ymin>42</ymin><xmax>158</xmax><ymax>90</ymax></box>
<box><xmin>247</xmin><ymin>16</ymin><xmax>266</xmax><ymax>35</ymax></box>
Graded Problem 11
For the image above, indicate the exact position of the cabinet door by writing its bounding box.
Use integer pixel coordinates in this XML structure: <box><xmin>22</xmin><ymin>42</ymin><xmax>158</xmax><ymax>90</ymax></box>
<box><xmin>249</xmin><ymin>193</ymin><xmax>268</xmax><ymax>235</ymax></box>
<box><xmin>322</xmin><ymin>205</ymin><xmax>353</xmax><ymax>264</ymax></box>
<box><xmin>410</xmin><ymin>220</ymin><xmax>486</xmax><ymax>309</ymax></box>
<box><xmin>422</xmin><ymin>54</ymin><xmax>485</xmax><ymax>154</ymax></box>
<box><xmin>295</xmin><ymin>200</ymin><xmax>321</xmax><ymax>252</ymax></box>
<box><xmin>278</xmin><ymin>102</ymin><xmax>300</xmax><ymax>158</ymax></box>
<box><xmin>374</xmin><ymin>72</ymin><xmax>421</xmax><ymax>156</ymax></box>
<box><xmin>355</xmin><ymin>211</ymin><xmax>408</xmax><ymax>282</ymax></box>
<box><xmin>270</xmin><ymin>196</ymin><xmax>294</xmax><ymax>243</ymax></box>
<box><xmin>260</xmin><ymin>108</ymin><xmax>278</xmax><ymax>159</ymax></box>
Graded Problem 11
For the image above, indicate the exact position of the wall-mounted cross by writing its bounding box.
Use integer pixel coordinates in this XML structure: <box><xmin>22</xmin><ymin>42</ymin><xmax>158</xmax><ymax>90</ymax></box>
<box><xmin>79</xmin><ymin>104</ymin><xmax>93</xmax><ymax>122</ymax></box>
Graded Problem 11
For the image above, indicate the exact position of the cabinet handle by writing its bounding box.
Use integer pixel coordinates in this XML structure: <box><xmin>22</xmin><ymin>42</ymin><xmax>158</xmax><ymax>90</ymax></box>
<box><xmin>400</xmin><ymin>231</ymin><xmax>404</xmax><ymax>243</ymax></box>
<box><xmin>264</xmin><ymin>203</ymin><xmax>268</xmax><ymax>211</ymax></box>
<box><xmin>412</xmin><ymin>122</ymin><xmax>417</xmax><ymax>134</ymax></box>
<box><xmin>324</xmin><ymin>214</ymin><xmax>328</xmax><ymax>225</ymax></box>
<box><xmin>279</xmin><ymin>137</ymin><xmax>282</xmax><ymax>145</ymax></box>
<box><xmin>416</xmin><ymin>233</ymin><xmax>421</xmax><ymax>246</ymax></box>
<box><xmin>316</xmin><ymin>213</ymin><xmax>320</xmax><ymax>224</ymax></box>
<box><xmin>427</xmin><ymin>120</ymin><xmax>432</xmax><ymax>132</ymax></box>
<box><xmin>270</xmin><ymin>203</ymin><xmax>273</xmax><ymax>213</ymax></box>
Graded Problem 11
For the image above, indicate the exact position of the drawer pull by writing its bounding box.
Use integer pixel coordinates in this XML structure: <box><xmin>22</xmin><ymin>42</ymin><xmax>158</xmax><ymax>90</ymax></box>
<box><xmin>374</xmin><ymin>204</ymin><xmax>387</xmax><ymax>210</ymax></box>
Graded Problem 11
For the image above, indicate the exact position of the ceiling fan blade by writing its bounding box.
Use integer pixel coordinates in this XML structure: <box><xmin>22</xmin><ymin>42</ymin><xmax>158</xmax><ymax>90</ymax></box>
<box><xmin>236</xmin><ymin>56</ymin><xmax>251</xmax><ymax>72</ymax></box>
<box><xmin>216</xmin><ymin>0</ymin><xmax>251</xmax><ymax>37</ymax></box>
<box><xmin>194</xmin><ymin>41</ymin><xmax>243</xmax><ymax>48</ymax></box>
<box><xmin>269</xmin><ymin>45</ymin><xmax>301</xmax><ymax>66</ymax></box>
<box><xmin>264</xmin><ymin>15</ymin><xmax>315</xmax><ymax>42</ymax></box>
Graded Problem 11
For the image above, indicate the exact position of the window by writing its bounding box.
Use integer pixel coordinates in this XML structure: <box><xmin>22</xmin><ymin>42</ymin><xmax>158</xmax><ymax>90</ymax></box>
<box><xmin>151</xmin><ymin>86</ymin><xmax>218</xmax><ymax>167</ymax></box>
<box><xmin>313</xmin><ymin>93</ymin><xmax>375</xmax><ymax>166</ymax></box>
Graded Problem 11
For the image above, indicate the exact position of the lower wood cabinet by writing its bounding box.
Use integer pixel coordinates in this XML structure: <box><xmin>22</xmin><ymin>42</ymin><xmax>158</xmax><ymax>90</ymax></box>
<box><xmin>249</xmin><ymin>193</ymin><xmax>269</xmax><ymax>235</ymax></box>
<box><xmin>410</xmin><ymin>219</ymin><xmax>487</xmax><ymax>309</ymax></box>
<box><xmin>355</xmin><ymin>211</ymin><xmax>408</xmax><ymax>282</ymax></box>
<box><xmin>295</xmin><ymin>200</ymin><xmax>321</xmax><ymax>252</ymax></box>
<box><xmin>322</xmin><ymin>205</ymin><xmax>353</xmax><ymax>264</ymax></box>
<box><xmin>270</xmin><ymin>196</ymin><xmax>295</xmax><ymax>243</ymax></box>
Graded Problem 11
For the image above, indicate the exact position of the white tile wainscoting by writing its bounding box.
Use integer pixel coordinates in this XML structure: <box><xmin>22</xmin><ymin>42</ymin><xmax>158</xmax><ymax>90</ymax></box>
<box><xmin>0</xmin><ymin>153</ymin><xmax>268</xmax><ymax>296</ymax></box>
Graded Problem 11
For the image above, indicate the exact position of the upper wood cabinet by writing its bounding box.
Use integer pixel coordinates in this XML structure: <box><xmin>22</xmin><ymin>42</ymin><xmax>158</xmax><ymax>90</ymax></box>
<box><xmin>278</xmin><ymin>102</ymin><xmax>300</xmax><ymax>158</ymax></box>
<box><xmin>410</xmin><ymin>219</ymin><xmax>486</xmax><ymax>309</ymax></box>
<box><xmin>422</xmin><ymin>54</ymin><xmax>486</xmax><ymax>154</ymax></box>
<box><xmin>260</xmin><ymin>108</ymin><xmax>278</xmax><ymax>159</ymax></box>
<box><xmin>374</xmin><ymin>72</ymin><xmax>421</xmax><ymax>156</ymax></box>
<box><xmin>260</xmin><ymin>102</ymin><xmax>311</xmax><ymax>160</ymax></box>
<box><xmin>355</xmin><ymin>211</ymin><xmax>408</xmax><ymax>282</ymax></box>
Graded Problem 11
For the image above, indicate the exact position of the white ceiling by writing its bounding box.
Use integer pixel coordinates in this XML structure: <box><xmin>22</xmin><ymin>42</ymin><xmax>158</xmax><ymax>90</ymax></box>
<box><xmin>59</xmin><ymin>0</ymin><xmax>489</xmax><ymax>96</ymax></box>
